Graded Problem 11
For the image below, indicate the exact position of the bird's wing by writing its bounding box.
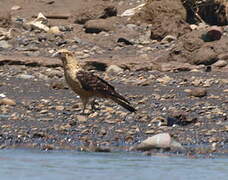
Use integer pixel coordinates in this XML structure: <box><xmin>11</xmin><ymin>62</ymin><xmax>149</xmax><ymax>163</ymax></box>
<box><xmin>76</xmin><ymin>70</ymin><xmax>114</xmax><ymax>92</ymax></box>
<box><xmin>76</xmin><ymin>70</ymin><xmax>130</xmax><ymax>103</ymax></box>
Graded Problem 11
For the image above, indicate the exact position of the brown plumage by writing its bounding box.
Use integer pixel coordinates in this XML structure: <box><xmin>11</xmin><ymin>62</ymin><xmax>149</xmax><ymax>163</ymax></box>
<box><xmin>54</xmin><ymin>49</ymin><xmax>136</xmax><ymax>113</ymax></box>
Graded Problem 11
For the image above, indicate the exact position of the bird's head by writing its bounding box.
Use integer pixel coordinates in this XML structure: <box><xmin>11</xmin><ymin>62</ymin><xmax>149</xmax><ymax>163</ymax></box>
<box><xmin>52</xmin><ymin>49</ymin><xmax>74</xmax><ymax>63</ymax></box>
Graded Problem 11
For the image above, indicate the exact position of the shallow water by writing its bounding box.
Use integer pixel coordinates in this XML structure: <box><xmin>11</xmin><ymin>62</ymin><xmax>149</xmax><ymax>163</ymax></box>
<box><xmin>0</xmin><ymin>150</ymin><xmax>228</xmax><ymax>180</ymax></box>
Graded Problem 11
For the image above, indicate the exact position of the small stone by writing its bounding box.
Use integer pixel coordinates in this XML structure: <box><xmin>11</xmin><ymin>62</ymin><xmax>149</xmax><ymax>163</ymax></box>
<box><xmin>84</xmin><ymin>19</ymin><xmax>114</xmax><ymax>33</ymax></box>
<box><xmin>17</xmin><ymin>74</ymin><xmax>35</xmax><ymax>79</ymax></box>
<box><xmin>218</xmin><ymin>53</ymin><xmax>228</xmax><ymax>60</ymax></box>
<box><xmin>121</xmin><ymin>3</ymin><xmax>145</xmax><ymax>17</ymax></box>
<box><xmin>0</xmin><ymin>98</ymin><xmax>16</xmax><ymax>106</ymax></box>
<box><xmin>11</xmin><ymin>5</ymin><xmax>21</xmax><ymax>10</ymax></box>
<box><xmin>40</xmin><ymin>110</ymin><xmax>48</xmax><ymax>114</ymax></box>
<box><xmin>0</xmin><ymin>93</ymin><xmax>6</xmax><ymax>98</ymax></box>
<box><xmin>77</xmin><ymin>115</ymin><xmax>87</xmax><ymax>122</ymax></box>
<box><xmin>189</xmin><ymin>88</ymin><xmax>207</xmax><ymax>97</ymax></box>
<box><xmin>0</xmin><ymin>40</ymin><xmax>12</xmax><ymax>49</ymax></box>
<box><xmin>51</xmin><ymin>82</ymin><xmax>68</xmax><ymax>90</ymax></box>
<box><xmin>106</xmin><ymin>65</ymin><xmax>123</xmax><ymax>74</ymax></box>
<box><xmin>145</xmin><ymin>130</ymin><xmax>155</xmax><ymax>134</ymax></box>
<box><xmin>167</xmin><ymin>111</ymin><xmax>197</xmax><ymax>126</ymax></box>
<box><xmin>117</xmin><ymin>37</ymin><xmax>134</xmax><ymax>45</ymax></box>
<box><xmin>156</xmin><ymin>75</ymin><xmax>173</xmax><ymax>84</ymax></box>
<box><xmin>161</xmin><ymin>35</ymin><xmax>176</xmax><ymax>43</ymax></box>
<box><xmin>48</xmin><ymin>26</ymin><xmax>61</xmax><ymax>35</ymax></box>
<box><xmin>190</xmin><ymin>24</ymin><xmax>198</xmax><ymax>30</ymax></box>
<box><xmin>55</xmin><ymin>106</ymin><xmax>64</xmax><ymax>111</ymax></box>
<box><xmin>27</xmin><ymin>13</ymin><xmax>49</xmax><ymax>32</ymax></box>
<box><xmin>204</xmin><ymin>26</ymin><xmax>223</xmax><ymax>41</ymax></box>
<box><xmin>213</xmin><ymin>60</ymin><xmax>227</xmax><ymax>68</ymax></box>
<box><xmin>151</xmin><ymin>116</ymin><xmax>167</xmax><ymax>126</ymax></box>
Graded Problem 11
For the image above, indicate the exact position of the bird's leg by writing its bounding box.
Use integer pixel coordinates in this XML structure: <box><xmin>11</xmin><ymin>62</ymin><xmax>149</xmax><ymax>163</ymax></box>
<box><xmin>81</xmin><ymin>97</ymin><xmax>89</xmax><ymax>115</ymax></box>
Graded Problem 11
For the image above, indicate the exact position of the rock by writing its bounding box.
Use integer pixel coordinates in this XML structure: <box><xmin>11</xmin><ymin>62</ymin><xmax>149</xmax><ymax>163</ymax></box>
<box><xmin>151</xmin><ymin>116</ymin><xmax>167</xmax><ymax>126</ymax></box>
<box><xmin>45</xmin><ymin>69</ymin><xmax>62</xmax><ymax>78</ymax></box>
<box><xmin>48</xmin><ymin>26</ymin><xmax>61</xmax><ymax>35</ymax></box>
<box><xmin>189</xmin><ymin>24</ymin><xmax>198</xmax><ymax>30</ymax></box>
<box><xmin>192</xmin><ymin>46</ymin><xmax>218</xmax><ymax>65</ymax></box>
<box><xmin>42</xmin><ymin>0</ymin><xmax>55</xmax><ymax>4</ymax></box>
<box><xmin>117</xmin><ymin>37</ymin><xmax>134</xmax><ymax>45</ymax></box>
<box><xmin>84</xmin><ymin>61</ymin><xmax>107</xmax><ymax>71</ymax></box>
<box><xmin>73</xmin><ymin>3</ymin><xmax>117</xmax><ymax>24</ymax></box>
<box><xmin>0</xmin><ymin>40</ymin><xmax>12</xmax><ymax>49</ymax></box>
<box><xmin>167</xmin><ymin>111</ymin><xmax>197</xmax><ymax>126</ymax></box>
<box><xmin>17</xmin><ymin>74</ymin><xmax>35</xmax><ymax>79</ymax></box>
<box><xmin>51</xmin><ymin>82</ymin><xmax>68</xmax><ymax>90</ymax></box>
<box><xmin>11</xmin><ymin>5</ymin><xmax>21</xmax><ymax>11</ymax></box>
<box><xmin>0</xmin><ymin>98</ymin><xmax>16</xmax><ymax>106</ymax></box>
<box><xmin>203</xmin><ymin>26</ymin><xmax>223</xmax><ymax>42</ymax></box>
<box><xmin>212</xmin><ymin>60</ymin><xmax>227</xmax><ymax>68</ymax></box>
<box><xmin>218</xmin><ymin>53</ymin><xmax>228</xmax><ymax>60</ymax></box>
<box><xmin>76</xmin><ymin>115</ymin><xmax>87</xmax><ymax>122</ymax></box>
<box><xmin>55</xmin><ymin>106</ymin><xmax>64</xmax><ymax>111</ymax></box>
<box><xmin>159</xmin><ymin>62</ymin><xmax>197</xmax><ymax>72</ymax></box>
<box><xmin>0</xmin><ymin>93</ymin><xmax>6</xmax><ymax>97</ymax></box>
<box><xmin>131</xmin><ymin>0</ymin><xmax>190</xmax><ymax>40</ymax></box>
<box><xmin>0</xmin><ymin>28</ymin><xmax>17</xmax><ymax>40</ymax></box>
<box><xmin>167</xmin><ymin>29</ymin><xmax>228</xmax><ymax>66</ymax></box>
<box><xmin>133</xmin><ymin>133</ymin><xmax>183</xmax><ymax>151</ymax></box>
<box><xmin>161</xmin><ymin>35</ymin><xmax>177</xmax><ymax>43</ymax></box>
<box><xmin>121</xmin><ymin>3</ymin><xmax>145</xmax><ymax>17</ymax></box>
<box><xmin>26</xmin><ymin>13</ymin><xmax>49</xmax><ymax>32</ymax></box>
<box><xmin>84</xmin><ymin>18</ymin><xmax>114</xmax><ymax>33</ymax></box>
<box><xmin>156</xmin><ymin>75</ymin><xmax>173</xmax><ymax>84</ymax></box>
<box><xmin>106</xmin><ymin>65</ymin><xmax>123</xmax><ymax>74</ymax></box>
<box><xmin>93</xmin><ymin>146</ymin><xmax>111</xmax><ymax>152</ymax></box>
<box><xmin>189</xmin><ymin>88</ymin><xmax>207</xmax><ymax>97</ymax></box>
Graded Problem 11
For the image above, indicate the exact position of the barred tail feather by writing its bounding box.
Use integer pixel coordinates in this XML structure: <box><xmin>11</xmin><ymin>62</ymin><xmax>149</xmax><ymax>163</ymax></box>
<box><xmin>111</xmin><ymin>97</ymin><xmax>136</xmax><ymax>112</ymax></box>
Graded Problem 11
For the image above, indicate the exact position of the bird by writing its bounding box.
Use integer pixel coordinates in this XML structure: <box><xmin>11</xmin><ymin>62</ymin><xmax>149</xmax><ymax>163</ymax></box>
<box><xmin>53</xmin><ymin>49</ymin><xmax>136</xmax><ymax>114</ymax></box>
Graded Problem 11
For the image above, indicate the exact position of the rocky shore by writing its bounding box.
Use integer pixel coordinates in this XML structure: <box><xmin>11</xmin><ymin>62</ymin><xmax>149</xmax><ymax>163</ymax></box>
<box><xmin>0</xmin><ymin>0</ymin><xmax>227</xmax><ymax>156</ymax></box>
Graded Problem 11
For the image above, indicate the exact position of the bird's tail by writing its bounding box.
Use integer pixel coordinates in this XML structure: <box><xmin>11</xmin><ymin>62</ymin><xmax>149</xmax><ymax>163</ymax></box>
<box><xmin>110</xmin><ymin>96</ymin><xmax>136</xmax><ymax>113</ymax></box>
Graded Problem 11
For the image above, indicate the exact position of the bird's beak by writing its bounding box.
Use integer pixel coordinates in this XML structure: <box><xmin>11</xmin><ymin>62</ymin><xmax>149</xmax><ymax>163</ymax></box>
<box><xmin>52</xmin><ymin>52</ymin><xmax>59</xmax><ymax>58</ymax></box>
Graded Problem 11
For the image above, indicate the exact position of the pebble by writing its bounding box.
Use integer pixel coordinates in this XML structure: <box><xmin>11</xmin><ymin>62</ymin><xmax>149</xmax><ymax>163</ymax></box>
<box><xmin>17</xmin><ymin>74</ymin><xmax>35</xmax><ymax>79</ymax></box>
<box><xmin>0</xmin><ymin>93</ymin><xmax>6</xmax><ymax>98</ymax></box>
<box><xmin>161</xmin><ymin>35</ymin><xmax>177</xmax><ymax>43</ymax></box>
<box><xmin>212</xmin><ymin>60</ymin><xmax>227</xmax><ymax>68</ymax></box>
<box><xmin>156</xmin><ymin>75</ymin><xmax>173</xmax><ymax>84</ymax></box>
<box><xmin>106</xmin><ymin>65</ymin><xmax>124</xmax><ymax>74</ymax></box>
<box><xmin>76</xmin><ymin>115</ymin><xmax>87</xmax><ymax>122</ymax></box>
<box><xmin>0</xmin><ymin>40</ymin><xmax>12</xmax><ymax>49</ymax></box>
<box><xmin>11</xmin><ymin>5</ymin><xmax>21</xmax><ymax>10</ymax></box>
<box><xmin>48</xmin><ymin>26</ymin><xmax>62</xmax><ymax>35</ymax></box>
<box><xmin>205</xmin><ymin>26</ymin><xmax>223</xmax><ymax>41</ymax></box>
<box><xmin>0</xmin><ymin>98</ymin><xmax>16</xmax><ymax>106</ymax></box>
<box><xmin>55</xmin><ymin>106</ymin><xmax>64</xmax><ymax>111</ymax></box>
<box><xmin>189</xmin><ymin>88</ymin><xmax>207</xmax><ymax>97</ymax></box>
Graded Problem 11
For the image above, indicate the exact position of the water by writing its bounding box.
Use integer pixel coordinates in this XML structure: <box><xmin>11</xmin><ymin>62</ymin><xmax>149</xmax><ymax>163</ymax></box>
<box><xmin>0</xmin><ymin>150</ymin><xmax>228</xmax><ymax>180</ymax></box>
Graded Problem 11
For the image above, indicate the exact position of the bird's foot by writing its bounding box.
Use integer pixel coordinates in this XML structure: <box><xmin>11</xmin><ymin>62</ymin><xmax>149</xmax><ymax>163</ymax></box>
<box><xmin>91</xmin><ymin>100</ymin><xmax>100</xmax><ymax>111</ymax></box>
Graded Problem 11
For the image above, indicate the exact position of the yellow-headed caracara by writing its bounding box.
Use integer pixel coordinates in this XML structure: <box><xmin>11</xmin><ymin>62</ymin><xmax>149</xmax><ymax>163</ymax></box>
<box><xmin>53</xmin><ymin>49</ymin><xmax>136</xmax><ymax>114</ymax></box>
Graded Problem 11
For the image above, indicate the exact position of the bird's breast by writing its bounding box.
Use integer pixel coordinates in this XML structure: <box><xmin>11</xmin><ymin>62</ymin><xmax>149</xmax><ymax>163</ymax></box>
<box><xmin>64</xmin><ymin>69</ymin><xmax>93</xmax><ymax>97</ymax></box>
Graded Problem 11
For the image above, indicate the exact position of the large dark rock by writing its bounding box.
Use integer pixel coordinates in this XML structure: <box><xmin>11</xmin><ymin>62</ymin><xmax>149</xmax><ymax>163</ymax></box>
<box><xmin>84</xmin><ymin>17</ymin><xmax>115</xmax><ymax>33</ymax></box>
<box><xmin>131</xmin><ymin>0</ymin><xmax>190</xmax><ymax>40</ymax></box>
<box><xmin>72</xmin><ymin>2</ymin><xmax>117</xmax><ymax>24</ymax></box>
